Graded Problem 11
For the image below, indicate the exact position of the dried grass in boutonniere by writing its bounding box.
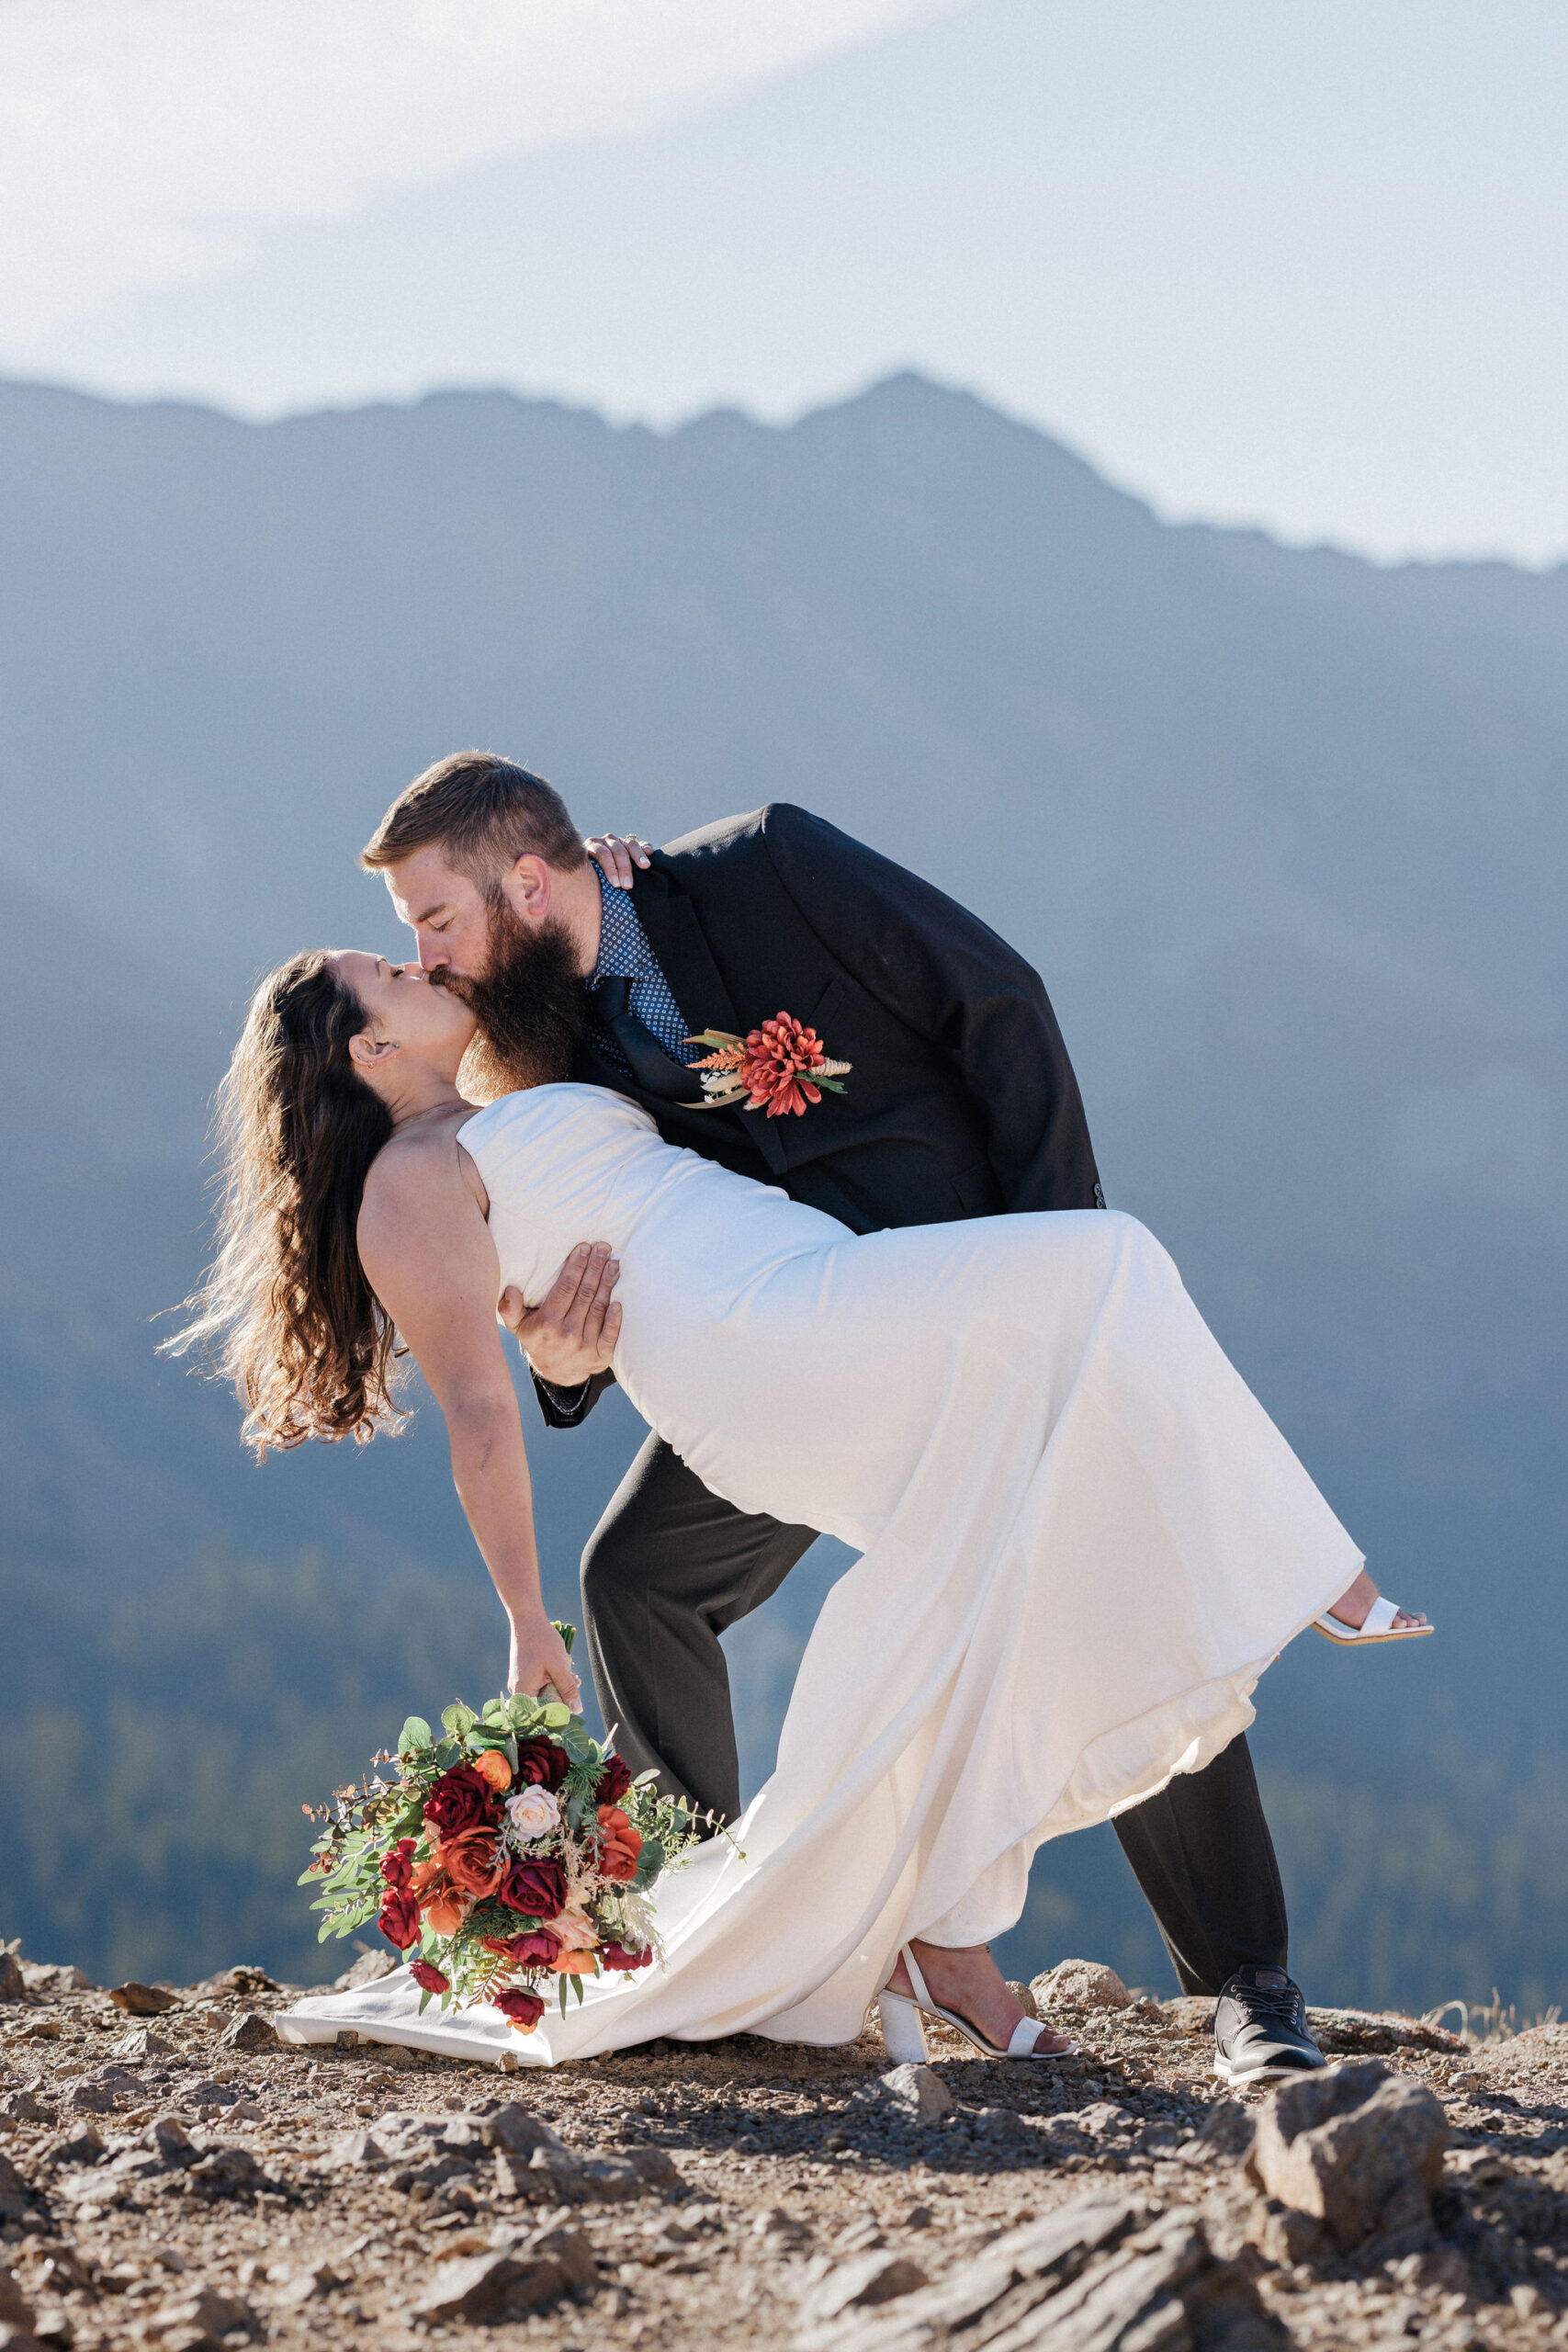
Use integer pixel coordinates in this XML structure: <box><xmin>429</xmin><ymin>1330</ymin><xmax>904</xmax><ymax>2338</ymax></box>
<box><xmin>687</xmin><ymin>1012</ymin><xmax>852</xmax><ymax>1118</ymax></box>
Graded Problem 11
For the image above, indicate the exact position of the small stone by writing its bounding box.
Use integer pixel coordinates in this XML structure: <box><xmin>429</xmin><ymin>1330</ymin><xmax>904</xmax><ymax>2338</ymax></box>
<box><xmin>1512</xmin><ymin>2285</ymin><xmax>1550</xmax><ymax>2319</ymax></box>
<box><xmin>479</xmin><ymin>2103</ymin><xmax>567</xmax><ymax>2156</ymax></box>
<box><xmin>412</xmin><ymin>2248</ymin><xmax>570</xmax><ymax>2323</ymax></box>
<box><xmin>1251</xmin><ymin>2060</ymin><xmax>1448</xmax><ymax>2253</ymax></box>
<box><xmin>577</xmin><ymin>2152</ymin><xmax>674</xmax><ymax>2201</ymax></box>
<box><xmin>494</xmin><ymin>2147</ymin><xmax>584</xmax><ymax>2202</ymax></box>
<box><xmin>62</xmin><ymin>2080</ymin><xmax>118</xmax><ymax>2115</ymax></box>
<box><xmin>971</xmin><ymin>2106</ymin><xmax>1028</xmax><ymax>2141</ymax></box>
<box><xmin>272</xmin><ymin>2263</ymin><xmax>342</xmax><ymax>2309</ymax></box>
<box><xmin>0</xmin><ymin>2154</ymin><xmax>40</xmax><ymax>2223</ymax></box>
<box><xmin>187</xmin><ymin>2143</ymin><xmax>267</xmax><ymax>2191</ymax></box>
<box><xmin>1006</xmin><ymin>1980</ymin><xmax>1042</xmax><ymax>2020</ymax></box>
<box><xmin>0</xmin><ymin>2097</ymin><xmax>53</xmax><ymax>2128</ymax></box>
<box><xmin>107</xmin><ymin>1983</ymin><xmax>181</xmax><ymax>2017</ymax></box>
<box><xmin>45</xmin><ymin>2125</ymin><xmax>105</xmax><ymax>2169</ymax></box>
<box><xmin>755</xmin><ymin>2206</ymin><xmax>808</xmax><ymax>2244</ymax></box>
<box><xmin>807</xmin><ymin>2253</ymin><xmax>930</xmax><ymax>2323</ymax></box>
<box><xmin>146</xmin><ymin>2115</ymin><xmax>197</xmax><ymax>2165</ymax></box>
<box><xmin>149</xmin><ymin>2287</ymin><xmax>256</xmax><ymax>2344</ymax></box>
<box><xmin>0</xmin><ymin>1951</ymin><xmax>25</xmax><ymax>2004</ymax></box>
<box><xmin>325</xmin><ymin>2131</ymin><xmax>386</xmax><ymax>2169</ymax></box>
<box><xmin>524</xmin><ymin>2227</ymin><xmax>595</xmax><ymax>2291</ymax></box>
<box><xmin>0</xmin><ymin>2327</ymin><xmax>48</xmax><ymax>2352</ymax></box>
<box><xmin>1393</xmin><ymin>2248</ymin><xmax>1471</xmax><ymax>2295</ymax></box>
<box><xmin>867</xmin><ymin>2064</ymin><xmax>953</xmax><ymax>2127</ymax></box>
<box><xmin>18</xmin><ymin>1965</ymin><xmax>93</xmax><ymax>1997</ymax></box>
<box><xmin>206</xmin><ymin>1966</ymin><xmax>278</xmax><ymax>1998</ymax></box>
<box><xmin>1032</xmin><ymin>1959</ymin><xmax>1132</xmax><ymax>2011</ymax></box>
<box><xmin>1186</xmin><ymin>2099</ymin><xmax>1256</xmax><ymax>2164</ymax></box>
<box><xmin>108</xmin><ymin>2028</ymin><xmax>174</xmax><ymax>2064</ymax></box>
<box><xmin>219</xmin><ymin>2011</ymin><xmax>276</xmax><ymax>2053</ymax></box>
<box><xmin>1247</xmin><ymin>2197</ymin><xmax>1325</xmax><ymax>2264</ymax></box>
<box><xmin>333</xmin><ymin>1950</ymin><xmax>400</xmax><ymax>1991</ymax></box>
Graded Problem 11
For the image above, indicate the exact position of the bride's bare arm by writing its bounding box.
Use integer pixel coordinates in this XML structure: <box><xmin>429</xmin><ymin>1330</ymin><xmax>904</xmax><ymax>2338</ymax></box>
<box><xmin>356</xmin><ymin>1136</ymin><xmax>581</xmax><ymax>1709</ymax></box>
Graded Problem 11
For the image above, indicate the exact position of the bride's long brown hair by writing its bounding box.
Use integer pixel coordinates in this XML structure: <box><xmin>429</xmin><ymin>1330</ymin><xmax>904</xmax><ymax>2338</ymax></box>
<box><xmin>167</xmin><ymin>950</ymin><xmax>405</xmax><ymax>1454</ymax></box>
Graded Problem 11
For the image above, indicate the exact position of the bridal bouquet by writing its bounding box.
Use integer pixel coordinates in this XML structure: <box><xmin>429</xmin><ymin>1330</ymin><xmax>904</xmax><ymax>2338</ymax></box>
<box><xmin>299</xmin><ymin>1632</ymin><xmax>698</xmax><ymax>2034</ymax></box>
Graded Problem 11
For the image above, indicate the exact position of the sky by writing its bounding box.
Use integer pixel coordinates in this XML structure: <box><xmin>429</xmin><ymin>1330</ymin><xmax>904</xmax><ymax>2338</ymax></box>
<box><xmin>3</xmin><ymin>0</ymin><xmax>1565</xmax><ymax>563</ymax></box>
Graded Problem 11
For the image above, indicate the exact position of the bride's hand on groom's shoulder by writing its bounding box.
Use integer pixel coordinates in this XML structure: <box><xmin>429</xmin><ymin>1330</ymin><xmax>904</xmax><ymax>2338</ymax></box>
<box><xmin>500</xmin><ymin>1243</ymin><xmax>622</xmax><ymax>1385</ymax></box>
<box><xmin>508</xmin><ymin>1613</ymin><xmax>584</xmax><ymax>1714</ymax></box>
<box><xmin>585</xmin><ymin>831</ymin><xmax>653</xmax><ymax>888</ymax></box>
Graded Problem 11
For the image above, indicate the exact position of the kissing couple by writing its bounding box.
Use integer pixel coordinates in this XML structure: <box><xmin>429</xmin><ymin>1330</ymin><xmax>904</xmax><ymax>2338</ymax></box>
<box><xmin>180</xmin><ymin>752</ymin><xmax>1431</xmax><ymax>2081</ymax></box>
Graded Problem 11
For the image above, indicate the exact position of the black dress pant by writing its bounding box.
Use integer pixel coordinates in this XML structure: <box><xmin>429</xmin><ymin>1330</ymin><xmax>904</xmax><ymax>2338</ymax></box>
<box><xmin>581</xmin><ymin>1432</ymin><xmax>1289</xmax><ymax>1998</ymax></box>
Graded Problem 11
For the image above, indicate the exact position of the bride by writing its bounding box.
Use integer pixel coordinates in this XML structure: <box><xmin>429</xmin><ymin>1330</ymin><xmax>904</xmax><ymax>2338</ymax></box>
<box><xmin>179</xmin><ymin>944</ymin><xmax>1410</xmax><ymax>2069</ymax></box>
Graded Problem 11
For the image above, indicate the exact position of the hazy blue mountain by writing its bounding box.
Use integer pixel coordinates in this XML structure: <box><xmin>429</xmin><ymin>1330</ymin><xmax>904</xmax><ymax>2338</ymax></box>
<box><xmin>0</xmin><ymin>370</ymin><xmax>1562</xmax><ymax>2006</ymax></box>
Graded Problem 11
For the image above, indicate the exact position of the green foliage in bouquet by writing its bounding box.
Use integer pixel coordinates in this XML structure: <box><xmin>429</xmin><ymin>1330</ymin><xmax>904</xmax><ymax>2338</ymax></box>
<box><xmin>299</xmin><ymin>1624</ymin><xmax>702</xmax><ymax>2035</ymax></box>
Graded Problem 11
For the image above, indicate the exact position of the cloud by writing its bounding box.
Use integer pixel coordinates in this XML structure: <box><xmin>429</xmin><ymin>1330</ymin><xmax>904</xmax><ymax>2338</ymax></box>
<box><xmin>0</xmin><ymin>0</ymin><xmax>962</xmax><ymax>339</ymax></box>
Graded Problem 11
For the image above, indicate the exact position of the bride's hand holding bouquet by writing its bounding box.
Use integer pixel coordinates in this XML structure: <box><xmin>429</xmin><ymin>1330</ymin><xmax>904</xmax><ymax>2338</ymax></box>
<box><xmin>300</xmin><ymin>1627</ymin><xmax>698</xmax><ymax>2033</ymax></box>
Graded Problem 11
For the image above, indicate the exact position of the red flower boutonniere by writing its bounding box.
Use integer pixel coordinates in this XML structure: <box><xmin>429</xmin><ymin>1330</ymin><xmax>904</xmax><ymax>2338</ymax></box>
<box><xmin>687</xmin><ymin>1012</ymin><xmax>852</xmax><ymax>1119</ymax></box>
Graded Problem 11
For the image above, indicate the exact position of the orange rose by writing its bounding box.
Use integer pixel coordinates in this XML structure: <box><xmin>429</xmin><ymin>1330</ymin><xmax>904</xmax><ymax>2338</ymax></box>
<box><xmin>552</xmin><ymin>1950</ymin><xmax>598</xmax><ymax>1977</ymax></box>
<box><xmin>472</xmin><ymin>1748</ymin><xmax>513</xmax><ymax>1792</ymax></box>
<box><xmin>596</xmin><ymin>1804</ymin><xmax>643</xmax><ymax>1883</ymax></box>
<box><xmin>423</xmin><ymin>1884</ymin><xmax>471</xmax><ymax>1937</ymax></box>
<box><xmin>411</xmin><ymin>1857</ymin><xmax>472</xmax><ymax>1936</ymax></box>
<box><xmin>435</xmin><ymin>1825</ymin><xmax>506</xmax><ymax>1898</ymax></box>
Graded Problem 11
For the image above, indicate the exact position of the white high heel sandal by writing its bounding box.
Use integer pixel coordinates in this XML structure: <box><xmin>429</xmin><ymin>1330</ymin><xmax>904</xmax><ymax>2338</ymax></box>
<box><xmin>876</xmin><ymin>1943</ymin><xmax>1074</xmax><ymax>2064</ymax></box>
<box><xmin>1314</xmin><ymin>1596</ymin><xmax>1434</xmax><ymax>1645</ymax></box>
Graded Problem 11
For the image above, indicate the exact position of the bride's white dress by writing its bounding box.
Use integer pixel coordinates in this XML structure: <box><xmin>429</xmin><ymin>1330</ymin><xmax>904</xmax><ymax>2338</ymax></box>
<box><xmin>279</xmin><ymin>1084</ymin><xmax>1359</xmax><ymax>2067</ymax></box>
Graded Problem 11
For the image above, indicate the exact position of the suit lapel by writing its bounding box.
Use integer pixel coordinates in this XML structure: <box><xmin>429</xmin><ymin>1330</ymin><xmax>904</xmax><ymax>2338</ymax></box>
<box><xmin>622</xmin><ymin>865</ymin><xmax>788</xmax><ymax>1176</ymax></box>
<box><xmin>629</xmin><ymin>865</ymin><xmax>740</xmax><ymax>1037</ymax></box>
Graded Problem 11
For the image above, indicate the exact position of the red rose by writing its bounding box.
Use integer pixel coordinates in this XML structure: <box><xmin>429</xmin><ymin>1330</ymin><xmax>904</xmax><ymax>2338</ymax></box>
<box><xmin>513</xmin><ymin>1738</ymin><xmax>569</xmax><ymax>1793</ymax></box>
<box><xmin>600</xmin><ymin>1942</ymin><xmax>653</xmax><ymax>1973</ymax></box>
<box><xmin>422</xmin><ymin>1764</ymin><xmax>497</xmax><ymax>1838</ymax></box>
<box><xmin>378</xmin><ymin>1887</ymin><xmax>421</xmax><ymax>1950</ymax></box>
<box><xmin>409</xmin><ymin>1961</ymin><xmax>449</xmax><ymax>1995</ymax></box>
<box><xmin>497</xmin><ymin>1928</ymin><xmax>561</xmax><ymax>1967</ymax></box>
<box><xmin>499</xmin><ymin>1857</ymin><xmax>568</xmax><ymax>1919</ymax></box>
<box><xmin>379</xmin><ymin>1837</ymin><xmax>418</xmax><ymax>1891</ymax></box>
<box><xmin>493</xmin><ymin>1988</ymin><xmax>546</xmax><ymax>2030</ymax></box>
<box><xmin>595</xmin><ymin>1755</ymin><xmax>634</xmax><ymax>1805</ymax></box>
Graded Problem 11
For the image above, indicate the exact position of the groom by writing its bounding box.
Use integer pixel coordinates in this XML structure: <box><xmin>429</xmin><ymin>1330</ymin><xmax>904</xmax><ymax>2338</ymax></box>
<box><xmin>363</xmin><ymin>748</ymin><xmax>1324</xmax><ymax>2087</ymax></box>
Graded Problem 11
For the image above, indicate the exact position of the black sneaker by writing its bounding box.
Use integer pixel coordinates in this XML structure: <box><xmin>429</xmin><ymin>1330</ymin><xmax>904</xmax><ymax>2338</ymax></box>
<box><xmin>1213</xmin><ymin>1965</ymin><xmax>1325</xmax><ymax>2086</ymax></box>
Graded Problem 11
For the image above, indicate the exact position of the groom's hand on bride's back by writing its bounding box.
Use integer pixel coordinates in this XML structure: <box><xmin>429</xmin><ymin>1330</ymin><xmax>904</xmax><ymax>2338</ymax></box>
<box><xmin>499</xmin><ymin>1242</ymin><xmax>622</xmax><ymax>1385</ymax></box>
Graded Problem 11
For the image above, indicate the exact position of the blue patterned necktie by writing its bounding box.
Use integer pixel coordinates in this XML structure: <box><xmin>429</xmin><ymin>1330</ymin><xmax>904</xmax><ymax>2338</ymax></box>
<box><xmin>591</xmin><ymin>974</ymin><xmax>705</xmax><ymax>1104</ymax></box>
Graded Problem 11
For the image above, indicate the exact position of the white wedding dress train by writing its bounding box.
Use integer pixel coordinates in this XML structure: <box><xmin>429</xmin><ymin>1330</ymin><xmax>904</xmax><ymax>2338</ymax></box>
<box><xmin>279</xmin><ymin>1085</ymin><xmax>1359</xmax><ymax>2066</ymax></box>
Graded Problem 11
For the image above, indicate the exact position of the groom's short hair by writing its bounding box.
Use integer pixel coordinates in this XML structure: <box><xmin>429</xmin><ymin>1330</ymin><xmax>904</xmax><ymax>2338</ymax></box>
<box><xmin>360</xmin><ymin>751</ymin><xmax>587</xmax><ymax>881</ymax></box>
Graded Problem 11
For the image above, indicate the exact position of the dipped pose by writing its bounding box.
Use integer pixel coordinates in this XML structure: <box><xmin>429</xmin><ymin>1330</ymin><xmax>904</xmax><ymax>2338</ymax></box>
<box><xmin>181</xmin><ymin>834</ymin><xmax>1425</xmax><ymax>2068</ymax></box>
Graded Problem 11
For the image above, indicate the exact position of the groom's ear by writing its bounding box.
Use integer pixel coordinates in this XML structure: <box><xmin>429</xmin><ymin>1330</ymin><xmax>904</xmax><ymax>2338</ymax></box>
<box><xmin>502</xmin><ymin>852</ymin><xmax>553</xmax><ymax>919</ymax></box>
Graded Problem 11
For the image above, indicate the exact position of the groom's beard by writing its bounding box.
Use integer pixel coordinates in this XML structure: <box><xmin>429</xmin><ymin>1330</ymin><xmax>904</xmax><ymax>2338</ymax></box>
<box><xmin>438</xmin><ymin>894</ymin><xmax>587</xmax><ymax>1099</ymax></box>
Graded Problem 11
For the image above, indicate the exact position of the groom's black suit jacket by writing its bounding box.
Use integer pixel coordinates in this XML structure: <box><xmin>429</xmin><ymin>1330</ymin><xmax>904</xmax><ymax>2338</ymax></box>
<box><xmin>538</xmin><ymin>802</ymin><xmax>1101</xmax><ymax>1429</ymax></box>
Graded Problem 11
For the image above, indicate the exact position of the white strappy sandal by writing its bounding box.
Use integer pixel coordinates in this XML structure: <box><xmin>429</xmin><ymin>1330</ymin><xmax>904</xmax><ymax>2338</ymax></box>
<box><xmin>876</xmin><ymin>1943</ymin><xmax>1075</xmax><ymax>2064</ymax></box>
<box><xmin>1314</xmin><ymin>1595</ymin><xmax>1434</xmax><ymax>1645</ymax></box>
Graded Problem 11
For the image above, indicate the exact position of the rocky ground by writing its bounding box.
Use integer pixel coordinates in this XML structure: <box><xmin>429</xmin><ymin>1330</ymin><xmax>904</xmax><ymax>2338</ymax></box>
<box><xmin>3</xmin><ymin>1942</ymin><xmax>1566</xmax><ymax>2352</ymax></box>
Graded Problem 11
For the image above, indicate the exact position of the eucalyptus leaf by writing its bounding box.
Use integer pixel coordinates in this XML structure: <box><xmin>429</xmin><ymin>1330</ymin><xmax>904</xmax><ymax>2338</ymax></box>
<box><xmin>397</xmin><ymin>1715</ymin><xmax>434</xmax><ymax>1755</ymax></box>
